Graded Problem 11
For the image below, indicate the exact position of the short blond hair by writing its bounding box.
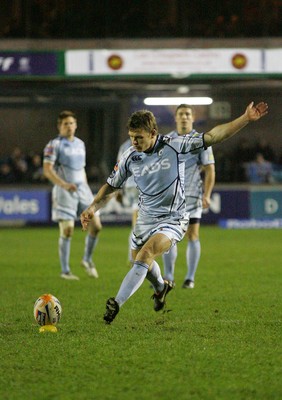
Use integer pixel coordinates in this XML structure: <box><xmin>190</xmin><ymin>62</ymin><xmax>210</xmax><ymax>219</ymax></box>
<box><xmin>127</xmin><ymin>110</ymin><xmax>158</xmax><ymax>133</ymax></box>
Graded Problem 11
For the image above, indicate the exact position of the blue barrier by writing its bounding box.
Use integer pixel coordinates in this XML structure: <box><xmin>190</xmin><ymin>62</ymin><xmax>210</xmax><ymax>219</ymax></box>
<box><xmin>0</xmin><ymin>189</ymin><xmax>50</xmax><ymax>222</ymax></box>
<box><xmin>0</xmin><ymin>186</ymin><xmax>281</xmax><ymax>225</ymax></box>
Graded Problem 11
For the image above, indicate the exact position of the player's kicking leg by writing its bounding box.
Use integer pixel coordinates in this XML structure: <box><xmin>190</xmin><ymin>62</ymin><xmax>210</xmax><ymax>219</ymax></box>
<box><xmin>103</xmin><ymin>232</ymin><xmax>175</xmax><ymax>324</ymax></box>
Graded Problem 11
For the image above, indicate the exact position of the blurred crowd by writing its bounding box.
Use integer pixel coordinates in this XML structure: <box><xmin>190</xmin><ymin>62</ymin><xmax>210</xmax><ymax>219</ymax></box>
<box><xmin>0</xmin><ymin>0</ymin><xmax>281</xmax><ymax>39</ymax></box>
<box><xmin>215</xmin><ymin>138</ymin><xmax>282</xmax><ymax>184</ymax></box>
<box><xmin>0</xmin><ymin>147</ymin><xmax>47</xmax><ymax>185</ymax></box>
<box><xmin>0</xmin><ymin>146</ymin><xmax>104</xmax><ymax>186</ymax></box>
<box><xmin>1</xmin><ymin>140</ymin><xmax>282</xmax><ymax>186</ymax></box>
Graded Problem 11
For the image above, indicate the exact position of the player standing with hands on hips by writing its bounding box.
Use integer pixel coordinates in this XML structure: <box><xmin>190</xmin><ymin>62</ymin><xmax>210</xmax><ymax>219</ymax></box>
<box><xmin>162</xmin><ymin>104</ymin><xmax>215</xmax><ymax>289</ymax></box>
<box><xmin>80</xmin><ymin>102</ymin><xmax>268</xmax><ymax>324</ymax></box>
<box><xmin>44</xmin><ymin>110</ymin><xmax>102</xmax><ymax>280</ymax></box>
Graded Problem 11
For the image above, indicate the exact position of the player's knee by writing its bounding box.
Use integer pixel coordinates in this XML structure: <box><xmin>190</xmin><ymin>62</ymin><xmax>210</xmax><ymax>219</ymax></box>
<box><xmin>64</xmin><ymin>227</ymin><xmax>74</xmax><ymax>238</ymax></box>
<box><xmin>131</xmin><ymin>249</ymin><xmax>138</xmax><ymax>262</ymax></box>
<box><xmin>136</xmin><ymin>247</ymin><xmax>154</xmax><ymax>265</ymax></box>
<box><xmin>89</xmin><ymin>218</ymin><xmax>102</xmax><ymax>235</ymax></box>
<box><xmin>188</xmin><ymin>232</ymin><xmax>199</xmax><ymax>241</ymax></box>
<box><xmin>59</xmin><ymin>221</ymin><xmax>74</xmax><ymax>238</ymax></box>
<box><xmin>187</xmin><ymin>223</ymin><xmax>200</xmax><ymax>241</ymax></box>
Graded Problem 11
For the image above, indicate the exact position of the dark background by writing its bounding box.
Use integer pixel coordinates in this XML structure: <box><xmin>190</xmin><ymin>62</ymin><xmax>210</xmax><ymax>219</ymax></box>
<box><xmin>0</xmin><ymin>0</ymin><xmax>281</xmax><ymax>185</ymax></box>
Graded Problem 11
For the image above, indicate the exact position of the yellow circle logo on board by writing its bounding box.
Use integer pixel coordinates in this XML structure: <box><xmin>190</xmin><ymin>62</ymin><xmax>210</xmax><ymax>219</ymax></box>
<box><xmin>108</xmin><ymin>55</ymin><xmax>123</xmax><ymax>70</ymax></box>
<box><xmin>232</xmin><ymin>53</ymin><xmax>247</xmax><ymax>69</ymax></box>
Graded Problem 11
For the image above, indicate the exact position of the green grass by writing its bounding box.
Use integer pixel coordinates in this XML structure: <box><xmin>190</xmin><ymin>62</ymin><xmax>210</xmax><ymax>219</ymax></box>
<box><xmin>0</xmin><ymin>225</ymin><xmax>281</xmax><ymax>400</ymax></box>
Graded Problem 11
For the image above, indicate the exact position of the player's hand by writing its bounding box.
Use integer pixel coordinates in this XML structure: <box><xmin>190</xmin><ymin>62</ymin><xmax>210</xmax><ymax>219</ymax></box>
<box><xmin>246</xmin><ymin>102</ymin><xmax>268</xmax><ymax>121</ymax></box>
<box><xmin>63</xmin><ymin>182</ymin><xmax>77</xmax><ymax>192</ymax></box>
<box><xmin>80</xmin><ymin>207</ymin><xmax>95</xmax><ymax>231</ymax></box>
<box><xmin>202</xmin><ymin>196</ymin><xmax>211</xmax><ymax>209</ymax></box>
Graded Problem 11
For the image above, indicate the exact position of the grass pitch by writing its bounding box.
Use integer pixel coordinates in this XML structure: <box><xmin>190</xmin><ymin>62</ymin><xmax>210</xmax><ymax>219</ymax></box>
<box><xmin>0</xmin><ymin>225</ymin><xmax>281</xmax><ymax>400</ymax></box>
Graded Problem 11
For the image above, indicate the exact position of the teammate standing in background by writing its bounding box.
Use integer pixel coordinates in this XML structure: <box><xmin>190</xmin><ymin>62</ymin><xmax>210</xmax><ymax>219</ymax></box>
<box><xmin>162</xmin><ymin>104</ymin><xmax>215</xmax><ymax>288</ymax></box>
<box><xmin>116</xmin><ymin>138</ymin><xmax>139</xmax><ymax>266</ymax></box>
<box><xmin>43</xmin><ymin>110</ymin><xmax>101</xmax><ymax>280</ymax></box>
<box><xmin>80</xmin><ymin>101</ymin><xmax>268</xmax><ymax>324</ymax></box>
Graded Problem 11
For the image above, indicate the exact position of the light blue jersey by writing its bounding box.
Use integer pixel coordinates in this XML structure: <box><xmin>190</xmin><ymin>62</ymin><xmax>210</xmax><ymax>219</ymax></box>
<box><xmin>107</xmin><ymin>133</ymin><xmax>205</xmax><ymax>220</ymax></box>
<box><xmin>117</xmin><ymin>138</ymin><xmax>136</xmax><ymax>190</ymax></box>
<box><xmin>43</xmin><ymin>136</ymin><xmax>94</xmax><ymax>221</ymax></box>
<box><xmin>168</xmin><ymin>130</ymin><xmax>215</xmax><ymax>199</ymax></box>
<box><xmin>44</xmin><ymin>136</ymin><xmax>87</xmax><ymax>185</ymax></box>
<box><xmin>117</xmin><ymin>138</ymin><xmax>139</xmax><ymax>210</ymax></box>
<box><xmin>117</xmin><ymin>138</ymin><xmax>131</xmax><ymax>162</ymax></box>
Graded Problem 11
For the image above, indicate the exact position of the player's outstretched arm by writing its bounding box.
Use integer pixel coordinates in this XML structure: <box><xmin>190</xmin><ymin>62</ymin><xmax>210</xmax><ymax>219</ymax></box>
<box><xmin>204</xmin><ymin>102</ymin><xmax>268</xmax><ymax>147</ymax></box>
<box><xmin>80</xmin><ymin>183</ymin><xmax>116</xmax><ymax>231</ymax></box>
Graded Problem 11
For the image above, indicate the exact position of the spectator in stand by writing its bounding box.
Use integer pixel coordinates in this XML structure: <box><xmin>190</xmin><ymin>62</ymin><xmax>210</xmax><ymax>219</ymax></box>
<box><xmin>26</xmin><ymin>153</ymin><xmax>46</xmax><ymax>183</ymax></box>
<box><xmin>0</xmin><ymin>161</ymin><xmax>16</xmax><ymax>184</ymax></box>
<box><xmin>254</xmin><ymin>138</ymin><xmax>275</xmax><ymax>162</ymax></box>
<box><xmin>272</xmin><ymin>152</ymin><xmax>282</xmax><ymax>183</ymax></box>
<box><xmin>9</xmin><ymin>146</ymin><xmax>28</xmax><ymax>182</ymax></box>
<box><xmin>245</xmin><ymin>153</ymin><xmax>273</xmax><ymax>184</ymax></box>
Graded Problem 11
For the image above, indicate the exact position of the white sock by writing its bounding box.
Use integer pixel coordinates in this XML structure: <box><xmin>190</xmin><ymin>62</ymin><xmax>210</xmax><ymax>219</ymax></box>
<box><xmin>146</xmin><ymin>261</ymin><xmax>164</xmax><ymax>292</ymax></box>
<box><xmin>128</xmin><ymin>229</ymin><xmax>134</xmax><ymax>264</ymax></box>
<box><xmin>162</xmin><ymin>244</ymin><xmax>177</xmax><ymax>281</ymax></box>
<box><xmin>115</xmin><ymin>261</ymin><xmax>148</xmax><ymax>307</ymax></box>
<box><xmin>83</xmin><ymin>234</ymin><xmax>98</xmax><ymax>262</ymax></box>
<box><xmin>59</xmin><ymin>237</ymin><xmax>71</xmax><ymax>274</ymax></box>
<box><xmin>185</xmin><ymin>240</ymin><xmax>201</xmax><ymax>281</ymax></box>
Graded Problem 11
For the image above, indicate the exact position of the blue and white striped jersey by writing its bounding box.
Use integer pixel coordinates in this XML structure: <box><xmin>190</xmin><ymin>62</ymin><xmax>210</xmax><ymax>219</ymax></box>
<box><xmin>117</xmin><ymin>138</ymin><xmax>136</xmax><ymax>189</ymax></box>
<box><xmin>43</xmin><ymin>136</ymin><xmax>87</xmax><ymax>185</ymax></box>
<box><xmin>107</xmin><ymin>133</ymin><xmax>205</xmax><ymax>218</ymax></box>
<box><xmin>168</xmin><ymin>130</ymin><xmax>215</xmax><ymax>198</ymax></box>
